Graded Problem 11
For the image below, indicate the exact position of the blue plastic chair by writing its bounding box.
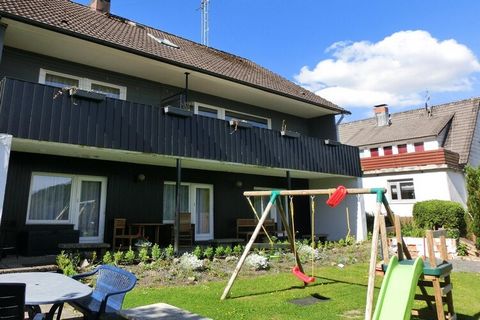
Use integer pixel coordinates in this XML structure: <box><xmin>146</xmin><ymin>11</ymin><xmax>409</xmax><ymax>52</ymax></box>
<box><xmin>69</xmin><ymin>265</ymin><xmax>137</xmax><ymax>320</ymax></box>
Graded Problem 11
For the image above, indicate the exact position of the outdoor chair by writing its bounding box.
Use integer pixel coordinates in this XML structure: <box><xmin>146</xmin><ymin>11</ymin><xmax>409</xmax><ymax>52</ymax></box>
<box><xmin>0</xmin><ymin>283</ymin><xmax>44</xmax><ymax>320</ymax></box>
<box><xmin>112</xmin><ymin>218</ymin><xmax>141</xmax><ymax>250</ymax></box>
<box><xmin>179</xmin><ymin>212</ymin><xmax>194</xmax><ymax>246</ymax></box>
<box><xmin>69</xmin><ymin>265</ymin><xmax>137</xmax><ymax>320</ymax></box>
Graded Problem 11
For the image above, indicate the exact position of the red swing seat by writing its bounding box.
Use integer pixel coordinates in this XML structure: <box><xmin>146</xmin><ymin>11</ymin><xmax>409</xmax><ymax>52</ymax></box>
<box><xmin>326</xmin><ymin>185</ymin><xmax>347</xmax><ymax>208</ymax></box>
<box><xmin>292</xmin><ymin>266</ymin><xmax>315</xmax><ymax>283</ymax></box>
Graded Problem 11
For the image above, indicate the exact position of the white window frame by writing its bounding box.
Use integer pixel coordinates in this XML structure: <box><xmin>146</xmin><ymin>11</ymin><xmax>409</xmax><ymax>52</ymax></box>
<box><xmin>39</xmin><ymin>68</ymin><xmax>127</xmax><ymax>100</ymax></box>
<box><xmin>26</xmin><ymin>172</ymin><xmax>107</xmax><ymax>243</ymax></box>
<box><xmin>193</xmin><ymin>102</ymin><xmax>272</xmax><ymax>129</ymax></box>
<box><xmin>388</xmin><ymin>178</ymin><xmax>416</xmax><ymax>202</ymax></box>
<box><xmin>163</xmin><ymin>181</ymin><xmax>214</xmax><ymax>240</ymax></box>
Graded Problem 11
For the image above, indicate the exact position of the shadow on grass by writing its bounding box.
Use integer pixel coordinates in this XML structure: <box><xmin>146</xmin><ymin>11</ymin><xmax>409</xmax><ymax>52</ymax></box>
<box><xmin>229</xmin><ymin>275</ymin><xmax>376</xmax><ymax>300</ymax></box>
<box><xmin>413</xmin><ymin>307</ymin><xmax>479</xmax><ymax>320</ymax></box>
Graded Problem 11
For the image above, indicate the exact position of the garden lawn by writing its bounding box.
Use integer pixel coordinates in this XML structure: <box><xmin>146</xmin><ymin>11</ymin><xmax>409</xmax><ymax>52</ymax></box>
<box><xmin>124</xmin><ymin>264</ymin><xmax>480</xmax><ymax>320</ymax></box>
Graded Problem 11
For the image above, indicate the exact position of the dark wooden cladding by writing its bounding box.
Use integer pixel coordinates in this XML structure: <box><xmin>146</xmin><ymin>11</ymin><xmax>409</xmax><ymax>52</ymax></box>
<box><xmin>0</xmin><ymin>78</ymin><xmax>361</xmax><ymax>176</ymax></box>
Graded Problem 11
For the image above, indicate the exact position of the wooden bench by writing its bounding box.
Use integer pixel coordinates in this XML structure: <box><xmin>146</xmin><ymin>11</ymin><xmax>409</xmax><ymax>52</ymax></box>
<box><xmin>58</xmin><ymin>243</ymin><xmax>110</xmax><ymax>256</ymax></box>
<box><xmin>236</xmin><ymin>218</ymin><xmax>276</xmax><ymax>241</ymax></box>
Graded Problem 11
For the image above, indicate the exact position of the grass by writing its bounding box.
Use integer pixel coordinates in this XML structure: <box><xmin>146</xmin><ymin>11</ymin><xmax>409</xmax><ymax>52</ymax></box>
<box><xmin>123</xmin><ymin>263</ymin><xmax>480</xmax><ymax>319</ymax></box>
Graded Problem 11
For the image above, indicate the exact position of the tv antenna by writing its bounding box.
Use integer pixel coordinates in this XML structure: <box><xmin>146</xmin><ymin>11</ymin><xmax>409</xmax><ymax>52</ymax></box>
<box><xmin>201</xmin><ymin>0</ymin><xmax>209</xmax><ymax>46</ymax></box>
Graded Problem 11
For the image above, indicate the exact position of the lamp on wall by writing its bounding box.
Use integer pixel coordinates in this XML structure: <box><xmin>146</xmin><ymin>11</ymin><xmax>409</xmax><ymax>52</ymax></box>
<box><xmin>136</xmin><ymin>173</ymin><xmax>146</xmax><ymax>182</ymax></box>
<box><xmin>235</xmin><ymin>180</ymin><xmax>243</xmax><ymax>188</ymax></box>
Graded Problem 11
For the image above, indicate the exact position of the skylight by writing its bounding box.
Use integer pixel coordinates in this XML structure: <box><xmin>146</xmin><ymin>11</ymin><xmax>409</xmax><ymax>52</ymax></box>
<box><xmin>147</xmin><ymin>33</ymin><xmax>179</xmax><ymax>49</ymax></box>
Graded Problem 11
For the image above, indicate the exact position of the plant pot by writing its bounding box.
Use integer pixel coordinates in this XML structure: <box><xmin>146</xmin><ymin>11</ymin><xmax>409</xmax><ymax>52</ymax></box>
<box><xmin>163</xmin><ymin>106</ymin><xmax>193</xmax><ymax>117</ymax></box>
<box><xmin>281</xmin><ymin>130</ymin><xmax>300</xmax><ymax>138</ymax></box>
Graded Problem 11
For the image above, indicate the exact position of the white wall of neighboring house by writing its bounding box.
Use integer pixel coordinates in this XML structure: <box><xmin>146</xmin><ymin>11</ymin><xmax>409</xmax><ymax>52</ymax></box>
<box><xmin>309</xmin><ymin>177</ymin><xmax>367</xmax><ymax>241</ymax></box>
<box><xmin>362</xmin><ymin>170</ymin><xmax>467</xmax><ymax>216</ymax></box>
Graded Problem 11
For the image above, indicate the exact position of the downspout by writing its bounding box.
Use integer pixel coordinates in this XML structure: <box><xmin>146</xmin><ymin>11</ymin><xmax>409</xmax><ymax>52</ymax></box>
<box><xmin>184</xmin><ymin>72</ymin><xmax>190</xmax><ymax>109</ymax></box>
<box><xmin>0</xmin><ymin>23</ymin><xmax>7</xmax><ymax>63</ymax></box>
<box><xmin>174</xmin><ymin>158</ymin><xmax>182</xmax><ymax>254</ymax></box>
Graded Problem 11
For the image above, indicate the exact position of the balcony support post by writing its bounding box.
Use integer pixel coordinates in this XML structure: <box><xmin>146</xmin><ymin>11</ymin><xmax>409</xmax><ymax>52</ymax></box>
<box><xmin>173</xmin><ymin>158</ymin><xmax>182</xmax><ymax>254</ymax></box>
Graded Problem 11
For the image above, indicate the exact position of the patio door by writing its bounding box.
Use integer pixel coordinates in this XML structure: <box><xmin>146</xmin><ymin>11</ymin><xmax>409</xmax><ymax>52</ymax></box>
<box><xmin>192</xmin><ymin>185</ymin><xmax>213</xmax><ymax>241</ymax></box>
<box><xmin>75</xmin><ymin>177</ymin><xmax>107</xmax><ymax>243</ymax></box>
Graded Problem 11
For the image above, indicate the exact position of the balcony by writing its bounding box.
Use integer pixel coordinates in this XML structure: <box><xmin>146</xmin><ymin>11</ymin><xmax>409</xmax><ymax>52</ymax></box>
<box><xmin>0</xmin><ymin>77</ymin><xmax>361</xmax><ymax>177</ymax></box>
<box><xmin>361</xmin><ymin>148</ymin><xmax>460</xmax><ymax>172</ymax></box>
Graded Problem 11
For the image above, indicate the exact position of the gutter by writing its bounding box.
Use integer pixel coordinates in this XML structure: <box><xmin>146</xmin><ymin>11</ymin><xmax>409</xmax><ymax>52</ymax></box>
<box><xmin>0</xmin><ymin>13</ymin><xmax>350</xmax><ymax>115</ymax></box>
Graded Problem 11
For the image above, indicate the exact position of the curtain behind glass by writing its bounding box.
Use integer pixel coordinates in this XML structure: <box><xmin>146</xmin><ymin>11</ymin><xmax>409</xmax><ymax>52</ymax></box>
<box><xmin>28</xmin><ymin>175</ymin><xmax>71</xmax><ymax>221</ymax></box>
<box><xmin>163</xmin><ymin>184</ymin><xmax>189</xmax><ymax>221</ymax></box>
<box><xmin>78</xmin><ymin>181</ymin><xmax>101</xmax><ymax>237</ymax></box>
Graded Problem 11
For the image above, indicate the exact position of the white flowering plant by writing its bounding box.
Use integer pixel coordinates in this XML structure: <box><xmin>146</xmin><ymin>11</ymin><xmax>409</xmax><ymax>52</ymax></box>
<box><xmin>297</xmin><ymin>243</ymin><xmax>322</xmax><ymax>261</ymax></box>
<box><xmin>245</xmin><ymin>253</ymin><xmax>269</xmax><ymax>270</ymax></box>
<box><xmin>179</xmin><ymin>253</ymin><xmax>205</xmax><ymax>271</ymax></box>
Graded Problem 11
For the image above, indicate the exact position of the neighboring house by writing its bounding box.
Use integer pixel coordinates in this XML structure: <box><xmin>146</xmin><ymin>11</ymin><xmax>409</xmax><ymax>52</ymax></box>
<box><xmin>0</xmin><ymin>0</ymin><xmax>363</xmax><ymax>255</ymax></box>
<box><xmin>339</xmin><ymin>99</ymin><xmax>480</xmax><ymax>216</ymax></box>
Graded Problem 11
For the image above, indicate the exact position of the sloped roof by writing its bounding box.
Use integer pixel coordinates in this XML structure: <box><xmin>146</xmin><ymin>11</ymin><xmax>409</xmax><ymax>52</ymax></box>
<box><xmin>338</xmin><ymin>98</ymin><xmax>480</xmax><ymax>164</ymax></box>
<box><xmin>0</xmin><ymin>0</ymin><xmax>347</xmax><ymax>114</ymax></box>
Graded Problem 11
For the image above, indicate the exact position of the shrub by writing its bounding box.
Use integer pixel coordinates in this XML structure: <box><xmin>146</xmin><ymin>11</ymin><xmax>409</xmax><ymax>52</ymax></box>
<box><xmin>203</xmin><ymin>246</ymin><xmax>214</xmax><ymax>260</ymax></box>
<box><xmin>401</xmin><ymin>220</ymin><xmax>425</xmax><ymax>237</ymax></box>
<box><xmin>224</xmin><ymin>246</ymin><xmax>233</xmax><ymax>256</ymax></box>
<box><xmin>214</xmin><ymin>246</ymin><xmax>225</xmax><ymax>258</ymax></box>
<box><xmin>102</xmin><ymin>251</ymin><xmax>113</xmax><ymax>265</ymax></box>
<box><xmin>113</xmin><ymin>250</ymin><xmax>124</xmax><ymax>266</ymax></box>
<box><xmin>151</xmin><ymin>244</ymin><xmax>161</xmax><ymax>261</ymax></box>
<box><xmin>124</xmin><ymin>246</ymin><xmax>136</xmax><ymax>264</ymax></box>
<box><xmin>233</xmin><ymin>244</ymin><xmax>243</xmax><ymax>256</ymax></box>
<box><xmin>192</xmin><ymin>246</ymin><xmax>203</xmax><ymax>259</ymax></box>
<box><xmin>245</xmin><ymin>253</ymin><xmax>269</xmax><ymax>270</ymax></box>
<box><xmin>164</xmin><ymin>245</ymin><xmax>174</xmax><ymax>259</ymax></box>
<box><xmin>466</xmin><ymin>166</ymin><xmax>480</xmax><ymax>248</ymax></box>
<box><xmin>138</xmin><ymin>247</ymin><xmax>149</xmax><ymax>263</ymax></box>
<box><xmin>457</xmin><ymin>242</ymin><xmax>468</xmax><ymax>256</ymax></box>
<box><xmin>179</xmin><ymin>253</ymin><xmax>205</xmax><ymax>271</ymax></box>
<box><xmin>413</xmin><ymin>200</ymin><xmax>466</xmax><ymax>235</ymax></box>
<box><xmin>56</xmin><ymin>251</ymin><xmax>77</xmax><ymax>276</ymax></box>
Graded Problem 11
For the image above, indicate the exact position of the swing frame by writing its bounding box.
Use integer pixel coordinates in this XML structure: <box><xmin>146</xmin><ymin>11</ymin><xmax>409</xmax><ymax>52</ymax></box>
<box><xmin>219</xmin><ymin>187</ymin><xmax>414</xmax><ymax>320</ymax></box>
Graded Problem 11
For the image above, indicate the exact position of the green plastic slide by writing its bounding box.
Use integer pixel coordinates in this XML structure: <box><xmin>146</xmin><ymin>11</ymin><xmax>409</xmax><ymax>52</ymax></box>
<box><xmin>372</xmin><ymin>256</ymin><xmax>424</xmax><ymax>320</ymax></box>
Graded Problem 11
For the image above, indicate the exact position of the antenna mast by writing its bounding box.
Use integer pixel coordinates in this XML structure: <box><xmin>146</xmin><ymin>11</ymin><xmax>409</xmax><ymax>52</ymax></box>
<box><xmin>201</xmin><ymin>0</ymin><xmax>209</xmax><ymax>46</ymax></box>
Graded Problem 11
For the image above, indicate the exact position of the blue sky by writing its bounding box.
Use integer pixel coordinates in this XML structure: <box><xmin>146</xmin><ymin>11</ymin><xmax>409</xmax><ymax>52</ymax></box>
<box><xmin>79</xmin><ymin>0</ymin><xmax>480</xmax><ymax>121</ymax></box>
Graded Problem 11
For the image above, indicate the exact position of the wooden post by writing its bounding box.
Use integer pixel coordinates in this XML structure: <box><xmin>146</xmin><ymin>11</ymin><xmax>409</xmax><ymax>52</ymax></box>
<box><xmin>365</xmin><ymin>201</ymin><xmax>382</xmax><ymax>320</ymax></box>
<box><xmin>394</xmin><ymin>215</ymin><xmax>404</xmax><ymax>261</ymax></box>
<box><xmin>379</xmin><ymin>215</ymin><xmax>389</xmax><ymax>265</ymax></box>
<box><xmin>221</xmin><ymin>191</ymin><xmax>280</xmax><ymax>300</ymax></box>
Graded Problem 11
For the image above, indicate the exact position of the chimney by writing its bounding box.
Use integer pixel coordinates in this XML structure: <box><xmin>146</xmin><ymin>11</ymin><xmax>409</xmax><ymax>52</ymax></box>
<box><xmin>89</xmin><ymin>0</ymin><xmax>111</xmax><ymax>14</ymax></box>
<box><xmin>374</xmin><ymin>104</ymin><xmax>390</xmax><ymax>127</ymax></box>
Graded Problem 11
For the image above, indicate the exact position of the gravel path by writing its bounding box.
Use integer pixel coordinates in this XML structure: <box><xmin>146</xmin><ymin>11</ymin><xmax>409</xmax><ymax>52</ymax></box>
<box><xmin>451</xmin><ymin>257</ymin><xmax>480</xmax><ymax>273</ymax></box>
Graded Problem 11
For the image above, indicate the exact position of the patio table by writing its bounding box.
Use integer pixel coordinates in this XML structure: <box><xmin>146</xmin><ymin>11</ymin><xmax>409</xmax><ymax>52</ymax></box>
<box><xmin>0</xmin><ymin>272</ymin><xmax>92</xmax><ymax>320</ymax></box>
<box><xmin>129</xmin><ymin>222</ymin><xmax>166</xmax><ymax>244</ymax></box>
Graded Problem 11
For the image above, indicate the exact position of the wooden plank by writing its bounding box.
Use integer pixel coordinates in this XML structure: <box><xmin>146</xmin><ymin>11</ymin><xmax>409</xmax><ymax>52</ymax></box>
<box><xmin>365</xmin><ymin>202</ymin><xmax>381</xmax><ymax>320</ymax></box>
<box><xmin>244</xmin><ymin>188</ymin><xmax>384</xmax><ymax>197</ymax></box>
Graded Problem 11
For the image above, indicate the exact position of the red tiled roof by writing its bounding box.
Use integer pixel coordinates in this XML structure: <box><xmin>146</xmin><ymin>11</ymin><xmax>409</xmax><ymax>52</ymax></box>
<box><xmin>0</xmin><ymin>0</ymin><xmax>347</xmax><ymax>114</ymax></box>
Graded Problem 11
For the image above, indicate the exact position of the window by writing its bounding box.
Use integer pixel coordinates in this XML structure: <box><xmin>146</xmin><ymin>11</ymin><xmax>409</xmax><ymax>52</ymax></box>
<box><xmin>26</xmin><ymin>173</ymin><xmax>107</xmax><ymax>242</ymax></box>
<box><xmin>370</xmin><ymin>148</ymin><xmax>379</xmax><ymax>157</ymax></box>
<box><xmin>388</xmin><ymin>179</ymin><xmax>415</xmax><ymax>200</ymax></box>
<box><xmin>225</xmin><ymin>110</ymin><xmax>269</xmax><ymax>129</ymax></box>
<box><xmin>163</xmin><ymin>182</ymin><xmax>214</xmax><ymax>240</ymax></box>
<box><xmin>193</xmin><ymin>102</ymin><xmax>271</xmax><ymax>129</ymax></box>
<box><xmin>27</xmin><ymin>174</ymin><xmax>72</xmax><ymax>222</ymax></box>
<box><xmin>163</xmin><ymin>183</ymin><xmax>190</xmax><ymax>222</ymax></box>
<box><xmin>39</xmin><ymin>69</ymin><xmax>127</xmax><ymax>100</ymax></box>
<box><xmin>252</xmin><ymin>187</ymin><xmax>288</xmax><ymax>232</ymax></box>
<box><xmin>414</xmin><ymin>142</ymin><xmax>424</xmax><ymax>152</ymax></box>
<box><xmin>383</xmin><ymin>146</ymin><xmax>392</xmax><ymax>156</ymax></box>
<box><xmin>398</xmin><ymin>144</ymin><xmax>407</xmax><ymax>154</ymax></box>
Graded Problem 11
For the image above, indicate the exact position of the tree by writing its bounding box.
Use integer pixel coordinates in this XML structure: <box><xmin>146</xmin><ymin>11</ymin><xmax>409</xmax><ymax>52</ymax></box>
<box><xmin>465</xmin><ymin>166</ymin><xmax>480</xmax><ymax>248</ymax></box>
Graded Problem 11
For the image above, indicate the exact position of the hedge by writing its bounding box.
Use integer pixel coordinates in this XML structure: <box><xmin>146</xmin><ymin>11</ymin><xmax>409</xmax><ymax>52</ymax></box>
<box><xmin>413</xmin><ymin>199</ymin><xmax>466</xmax><ymax>235</ymax></box>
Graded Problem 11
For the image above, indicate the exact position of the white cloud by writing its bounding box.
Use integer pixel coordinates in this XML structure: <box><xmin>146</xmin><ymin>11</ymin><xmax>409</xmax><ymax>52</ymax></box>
<box><xmin>295</xmin><ymin>30</ymin><xmax>480</xmax><ymax>108</ymax></box>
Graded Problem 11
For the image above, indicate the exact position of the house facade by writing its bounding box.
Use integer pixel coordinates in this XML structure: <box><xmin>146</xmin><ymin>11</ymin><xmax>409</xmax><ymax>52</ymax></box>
<box><xmin>0</xmin><ymin>0</ymin><xmax>363</xmax><ymax>255</ymax></box>
<box><xmin>339</xmin><ymin>99</ymin><xmax>480</xmax><ymax>216</ymax></box>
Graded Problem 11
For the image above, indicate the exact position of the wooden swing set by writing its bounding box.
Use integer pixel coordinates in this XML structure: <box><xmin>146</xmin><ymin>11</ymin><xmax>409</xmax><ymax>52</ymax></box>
<box><xmin>220</xmin><ymin>186</ymin><xmax>455</xmax><ymax>320</ymax></box>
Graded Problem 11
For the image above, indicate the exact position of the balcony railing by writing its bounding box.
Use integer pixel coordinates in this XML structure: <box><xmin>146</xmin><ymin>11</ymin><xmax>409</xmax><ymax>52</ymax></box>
<box><xmin>361</xmin><ymin>148</ymin><xmax>460</xmax><ymax>172</ymax></box>
<box><xmin>0</xmin><ymin>77</ymin><xmax>361</xmax><ymax>177</ymax></box>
